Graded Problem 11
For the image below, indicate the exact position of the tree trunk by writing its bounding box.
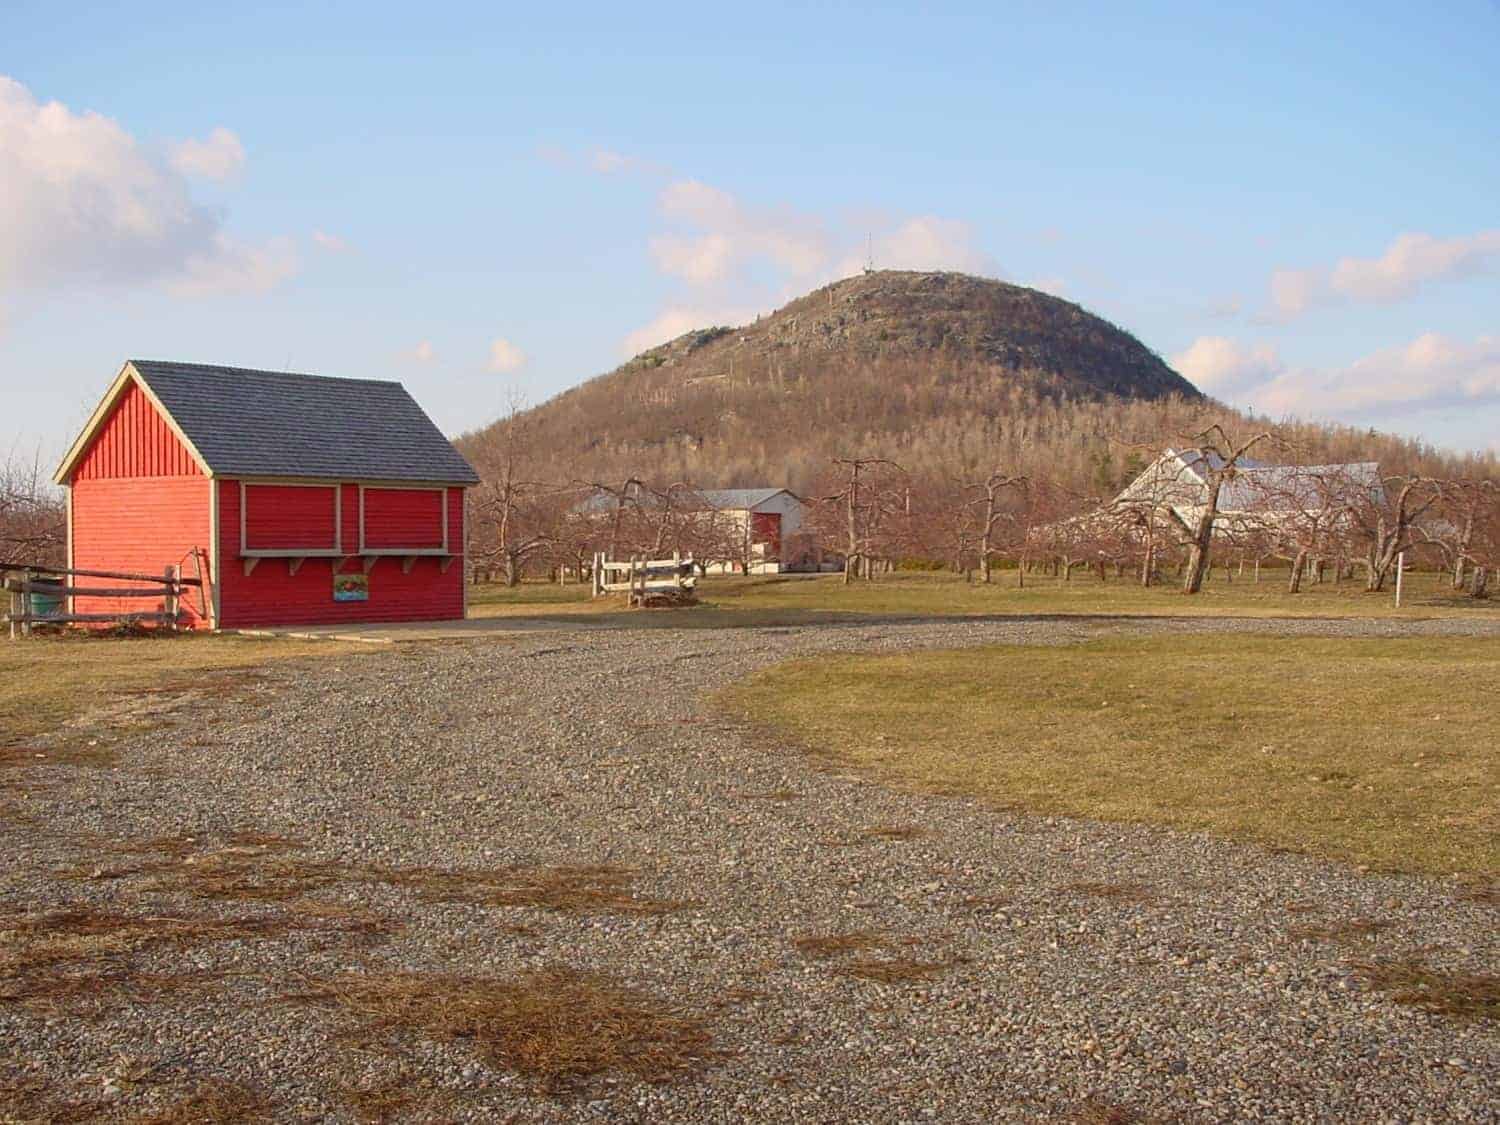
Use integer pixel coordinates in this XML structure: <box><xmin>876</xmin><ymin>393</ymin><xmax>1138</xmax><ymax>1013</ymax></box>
<box><xmin>1472</xmin><ymin>566</ymin><xmax>1489</xmax><ymax>599</ymax></box>
<box><xmin>1287</xmin><ymin>549</ymin><xmax>1308</xmax><ymax>594</ymax></box>
<box><xmin>504</xmin><ymin>554</ymin><xmax>520</xmax><ymax>587</ymax></box>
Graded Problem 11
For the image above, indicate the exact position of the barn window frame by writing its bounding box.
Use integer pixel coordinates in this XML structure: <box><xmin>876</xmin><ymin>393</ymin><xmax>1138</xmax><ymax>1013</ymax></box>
<box><xmin>356</xmin><ymin>484</ymin><xmax>450</xmax><ymax>556</ymax></box>
<box><xmin>238</xmin><ymin>480</ymin><xmax>344</xmax><ymax>558</ymax></box>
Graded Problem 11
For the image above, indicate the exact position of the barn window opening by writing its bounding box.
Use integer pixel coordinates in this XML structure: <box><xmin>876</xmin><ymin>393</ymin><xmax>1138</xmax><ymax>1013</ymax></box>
<box><xmin>240</xmin><ymin>482</ymin><xmax>341</xmax><ymax>555</ymax></box>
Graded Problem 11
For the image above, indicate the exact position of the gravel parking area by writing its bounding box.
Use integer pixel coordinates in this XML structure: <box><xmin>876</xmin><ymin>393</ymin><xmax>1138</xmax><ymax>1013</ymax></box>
<box><xmin>4</xmin><ymin>615</ymin><xmax>1498</xmax><ymax>1122</ymax></box>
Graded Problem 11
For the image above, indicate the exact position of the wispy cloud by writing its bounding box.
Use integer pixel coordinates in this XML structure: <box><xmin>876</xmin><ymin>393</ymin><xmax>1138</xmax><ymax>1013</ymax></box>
<box><xmin>1269</xmin><ymin>230</ymin><xmax>1500</xmax><ymax>318</ymax></box>
<box><xmin>584</xmin><ymin>155</ymin><xmax>999</xmax><ymax>354</ymax></box>
<box><xmin>0</xmin><ymin>75</ymin><xmax>295</xmax><ymax>297</ymax></box>
<box><xmin>1172</xmin><ymin>336</ymin><xmax>1285</xmax><ymax>398</ymax></box>
<box><xmin>487</xmin><ymin>337</ymin><xmax>527</xmax><ymax>373</ymax></box>
<box><xmin>168</xmin><ymin>125</ymin><xmax>246</xmax><ymax>181</ymax></box>
<box><xmin>403</xmin><ymin>340</ymin><xmax>436</xmax><ymax>364</ymax></box>
<box><xmin>1173</xmin><ymin>332</ymin><xmax>1500</xmax><ymax>419</ymax></box>
<box><xmin>312</xmin><ymin>230</ymin><xmax>351</xmax><ymax>253</ymax></box>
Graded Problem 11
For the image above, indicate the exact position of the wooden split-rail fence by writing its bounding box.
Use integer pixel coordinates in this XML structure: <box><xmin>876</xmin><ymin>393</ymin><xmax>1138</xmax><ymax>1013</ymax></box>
<box><xmin>2</xmin><ymin>560</ymin><xmax>205</xmax><ymax>639</ymax></box>
<box><xmin>591</xmin><ymin>553</ymin><xmax>697</xmax><ymax>606</ymax></box>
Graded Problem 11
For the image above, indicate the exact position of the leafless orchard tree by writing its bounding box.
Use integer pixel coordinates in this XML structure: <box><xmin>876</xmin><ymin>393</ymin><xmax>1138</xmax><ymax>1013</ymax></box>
<box><xmin>1253</xmin><ymin>464</ymin><xmax>1364</xmax><ymax>594</ymax></box>
<box><xmin>1419</xmin><ymin>478</ymin><xmax>1500</xmax><ymax>594</ymax></box>
<box><xmin>1160</xmin><ymin>426</ymin><xmax>1276</xmax><ymax>594</ymax></box>
<box><xmin>813</xmin><ymin>457</ymin><xmax>906</xmax><ymax>583</ymax></box>
<box><xmin>1347</xmin><ymin>474</ymin><xmax>1442</xmax><ymax>592</ymax></box>
<box><xmin>0</xmin><ymin>450</ymin><xmax>65</xmax><ymax>567</ymax></box>
<box><xmin>962</xmin><ymin>470</ymin><xmax>1029</xmax><ymax>585</ymax></box>
<box><xmin>465</xmin><ymin>405</ymin><xmax>564</xmax><ymax>586</ymax></box>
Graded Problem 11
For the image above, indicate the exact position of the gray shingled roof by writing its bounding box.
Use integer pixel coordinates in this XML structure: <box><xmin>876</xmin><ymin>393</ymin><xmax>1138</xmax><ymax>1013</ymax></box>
<box><xmin>130</xmin><ymin>361</ymin><xmax>479</xmax><ymax>484</ymax></box>
<box><xmin>573</xmin><ymin>484</ymin><xmax>792</xmax><ymax>514</ymax></box>
<box><xmin>696</xmin><ymin>488</ymin><xmax>792</xmax><ymax>510</ymax></box>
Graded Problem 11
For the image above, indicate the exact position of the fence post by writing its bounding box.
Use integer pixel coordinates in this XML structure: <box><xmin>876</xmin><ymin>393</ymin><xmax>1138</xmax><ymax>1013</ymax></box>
<box><xmin>1395</xmin><ymin>551</ymin><xmax>1405</xmax><ymax>608</ymax></box>
<box><xmin>21</xmin><ymin>567</ymin><xmax>32</xmax><ymax>638</ymax></box>
<box><xmin>165</xmin><ymin>565</ymin><xmax>180</xmax><ymax>630</ymax></box>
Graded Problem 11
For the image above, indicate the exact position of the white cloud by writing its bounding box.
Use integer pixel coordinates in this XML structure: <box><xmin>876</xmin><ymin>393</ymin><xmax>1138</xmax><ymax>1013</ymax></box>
<box><xmin>1257</xmin><ymin>333</ymin><xmax>1500</xmax><ymax>417</ymax></box>
<box><xmin>652</xmin><ymin>179</ymin><xmax>830</xmax><ymax>283</ymax></box>
<box><xmin>838</xmin><ymin>216</ymin><xmax>994</xmax><ymax>278</ymax></box>
<box><xmin>618</xmin><ymin>168</ymin><xmax>999</xmax><ymax>355</ymax></box>
<box><xmin>1172</xmin><ymin>336</ymin><xmax>1285</xmax><ymax>398</ymax></box>
<box><xmin>0</xmin><ymin>76</ymin><xmax>294</xmax><ymax>296</ymax></box>
<box><xmin>164</xmin><ymin>233</ymin><xmax>298</xmax><ymax>297</ymax></box>
<box><xmin>1269</xmin><ymin>230</ymin><xmax>1500</xmax><ymax>318</ymax></box>
<box><xmin>487</xmin><ymin>337</ymin><xmax>527</xmax><ymax>373</ymax></box>
<box><xmin>312</xmin><ymin>230</ymin><xmax>350</xmax><ymax>253</ymax></box>
<box><xmin>1173</xmin><ymin>332</ymin><xmax>1500</xmax><ymax>419</ymax></box>
<box><xmin>405</xmin><ymin>340</ymin><xmax>435</xmax><ymax>364</ymax></box>
<box><xmin>168</xmin><ymin>125</ymin><xmax>245</xmax><ymax>181</ymax></box>
<box><xmin>620</xmin><ymin>304</ymin><xmax>759</xmax><ymax>356</ymax></box>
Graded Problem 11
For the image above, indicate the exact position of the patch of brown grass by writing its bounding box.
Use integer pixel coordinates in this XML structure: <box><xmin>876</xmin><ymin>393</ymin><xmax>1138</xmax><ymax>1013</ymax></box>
<box><xmin>288</xmin><ymin>967</ymin><xmax>720</xmax><ymax>1094</ymax></box>
<box><xmin>0</xmin><ymin>1068</ymin><xmax>103</xmax><ymax>1124</ymax></box>
<box><xmin>0</xmin><ymin>902</ymin><xmax>395</xmax><ymax>1016</ymax></box>
<box><xmin>1069</xmin><ymin>1102</ymin><xmax>1148</xmax><ymax>1125</ymax></box>
<box><xmin>1065</xmin><ymin>881</ymin><xmax>1157</xmax><ymax>903</ymax></box>
<box><xmin>0</xmin><ymin>633</ymin><xmax>359</xmax><ymax>749</ymax></box>
<box><xmin>1455</xmin><ymin>880</ymin><xmax>1499</xmax><ymax>907</ymax></box>
<box><xmin>791</xmin><ymin>931</ymin><xmax>887</xmax><ymax>958</ymax></box>
<box><xmin>63</xmin><ymin>844</ymin><xmax>347</xmax><ymax>903</ymax></box>
<box><xmin>960</xmin><ymin>894</ymin><xmax>1013</xmax><ymax>910</ymax></box>
<box><xmin>0</xmin><ymin>908</ymin><xmax>277</xmax><ymax>1015</ymax></box>
<box><xmin>1287</xmin><ymin>917</ymin><xmax>1392</xmax><ymax>944</ymax></box>
<box><xmin>791</xmin><ymin>930</ymin><xmax>962</xmax><ymax>984</ymax></box>
<box><xmin>65</xmin><ymin>833</ymin><xmax>684</xmax><ymax>916</ymax></box>
<box><xmin>737</xmin><ymin>788</ymin><xmax>799</xmax><ymax>801</ymax></box>
<box><xmin>1352</xmin><ymin>957</ymin><xmax>1500</xmax><ymax>1021</ymax></box>
<box><xmin>860</xmin><ymin>824</ymin><xmax>925</xmax><ymax>841</ymax></box>
<box><xmin>0</xmin><ymin>743</ymin><xmax>119</xmax><ymax>770</ymax></box>
<box><xmin>132</xmin><ymin>1078</ymin><xmax>271</xmax><ymax>1124</ymax></box>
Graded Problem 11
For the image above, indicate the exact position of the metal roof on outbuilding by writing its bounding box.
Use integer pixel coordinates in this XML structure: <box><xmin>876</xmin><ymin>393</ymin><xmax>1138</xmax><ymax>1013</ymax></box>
<box><xmin>696</xmin><ymin>488</ymin><xmax>793</xmax><ymax>510</ymax></box>
<box><xmin>65</xmin><ymin>361</ymin><xmax>480</xmax><ymax>485</ymax></box>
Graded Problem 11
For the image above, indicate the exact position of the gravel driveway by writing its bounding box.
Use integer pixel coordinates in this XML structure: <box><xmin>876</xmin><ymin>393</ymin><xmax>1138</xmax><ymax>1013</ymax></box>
<box><xmin>3</xmin><ymin>615</ymin><xmax>1498</xmax><ymax>1122</ymax></box>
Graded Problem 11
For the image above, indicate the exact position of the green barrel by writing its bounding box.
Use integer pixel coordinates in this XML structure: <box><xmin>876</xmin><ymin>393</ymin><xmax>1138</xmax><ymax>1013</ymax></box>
<box><xmin>28</xmin><ymin>581</ymin><xmax>64</xmax><ymax>618</ymax></box>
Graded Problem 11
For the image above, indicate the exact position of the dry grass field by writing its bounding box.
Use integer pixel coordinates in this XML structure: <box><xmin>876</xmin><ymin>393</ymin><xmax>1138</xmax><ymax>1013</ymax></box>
<box><xmin>719</xmin><ymin>634</ymin><xmax>1500</xmax><ymax>876</ymax></box>
<box><xmin>0</xmin><ymin>632</ymin><xmax>356</xmax><ymax>747</ymax></box>
<box><xmin>468</xmin><ymin>568</ymin><xmax>1497</xmax><ymax>627</ymax></box>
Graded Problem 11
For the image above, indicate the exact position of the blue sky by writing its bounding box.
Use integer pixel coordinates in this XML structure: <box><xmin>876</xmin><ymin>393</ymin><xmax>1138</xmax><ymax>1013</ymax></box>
<box><xmin>4</xmin><ymin>1</ymin><xmax>1498</xmax><ymax>468</ymax></box>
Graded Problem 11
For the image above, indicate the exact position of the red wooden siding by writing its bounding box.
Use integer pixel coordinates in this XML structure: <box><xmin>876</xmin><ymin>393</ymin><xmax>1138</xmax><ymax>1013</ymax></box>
<box><xmin>73</xmin><ymin>381</ymin><xmax>202</xmax><ymax>479</ymax></box>
<box><xmin>217</xmin><ymin>481</ymin><xmax>464</xmax><ymax>628</ymax></box>
<box><xmin>243</xmin><ymin>484</ymin><xmax>339</xmax><ymax>551</ymax></box>
<box><xmin>750</xmin><ymin>511</ymin><xmax>782</xmax><ymax>555</ymax></box>
<box><xmin>71</xmin><ymin>477</ymin><xmax>211</xmax><ymax>627</ymax></box>
<box><xmin>362</xmin><ymin>487</ymin><xmax>444</xmax><ymax>550</ymax></box>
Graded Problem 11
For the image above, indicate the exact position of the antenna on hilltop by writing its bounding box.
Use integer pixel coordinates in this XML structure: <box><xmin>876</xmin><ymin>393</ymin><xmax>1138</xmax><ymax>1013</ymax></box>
<box><xmin>864</xmin><ymin>233</ymin><xmax>875</xmax><ymax>274</ymax></box>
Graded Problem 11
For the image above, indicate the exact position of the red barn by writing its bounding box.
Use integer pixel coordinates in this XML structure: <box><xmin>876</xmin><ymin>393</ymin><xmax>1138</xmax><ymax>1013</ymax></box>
<box><xmin>53</xmin><ymin>360</ymin><xmax>480</xmax><ymax>630</ymax></box>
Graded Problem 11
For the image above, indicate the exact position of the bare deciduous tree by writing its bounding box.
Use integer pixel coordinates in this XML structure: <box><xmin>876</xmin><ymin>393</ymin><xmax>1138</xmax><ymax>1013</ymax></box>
<box><xmin>0</xmin><ymin>450</ymin><xmax>65</xmax><ymax>567</ymax></box>
<box><xmin>1161</xmin><ymin>426</ymin><xmax>1275</xmax><ymax>594</ymax></box>
<box><xmin>1348</xmin><ymin>474</ymin><xmax>1442</xmax><ymax>592</ymax></box>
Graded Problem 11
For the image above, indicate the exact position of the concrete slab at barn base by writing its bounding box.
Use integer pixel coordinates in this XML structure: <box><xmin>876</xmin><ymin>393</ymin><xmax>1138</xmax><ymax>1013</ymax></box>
<box><xmin>230</xmin><ymin>615</ymin><xmax>619</xmax><ymax>644</ymax></box>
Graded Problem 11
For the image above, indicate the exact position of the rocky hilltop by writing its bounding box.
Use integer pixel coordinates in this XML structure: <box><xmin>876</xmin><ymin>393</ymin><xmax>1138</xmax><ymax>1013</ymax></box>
<box><xmin>462</xmin><ymin>271</ymin><xmax>1202</xmax><ymax>492</ymax></box>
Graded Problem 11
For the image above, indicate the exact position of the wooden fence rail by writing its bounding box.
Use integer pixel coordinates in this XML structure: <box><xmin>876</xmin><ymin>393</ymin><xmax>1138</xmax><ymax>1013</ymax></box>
<box><xmin>3</xmin><ymin>560</ymin><xmax>195</xmax><ymax>639</ymax></box>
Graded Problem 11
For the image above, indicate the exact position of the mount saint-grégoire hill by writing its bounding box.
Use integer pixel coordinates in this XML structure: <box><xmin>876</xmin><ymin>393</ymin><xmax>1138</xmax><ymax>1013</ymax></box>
<box><xmin>465</xmin><ymin>270</ymin><xmax>1205</xmax><ymax>492</ymax></box>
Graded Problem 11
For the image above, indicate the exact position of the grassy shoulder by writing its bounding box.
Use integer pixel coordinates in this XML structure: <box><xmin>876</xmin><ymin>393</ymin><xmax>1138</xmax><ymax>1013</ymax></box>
<box><xmin>1</xmin><ymin>632</ymin><xmax>356</xmax><ymax>746</ymax></box>
<box><xmin>718</xmin><ymin>634</ymin><xmax>1500</xmax><ymax>876</ymax></box>
<box><xmin>468</xmin><ymin>569</ymin><xmax>1497</xmax><ymax>626</ymax></box>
